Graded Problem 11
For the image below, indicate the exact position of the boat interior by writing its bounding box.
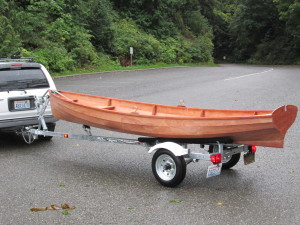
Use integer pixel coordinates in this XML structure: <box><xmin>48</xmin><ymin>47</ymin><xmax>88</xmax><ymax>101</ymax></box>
<box><xmin>58</xmin><ymin>91</ymin><xmax>272</xmax><ymax>118</ymax></box>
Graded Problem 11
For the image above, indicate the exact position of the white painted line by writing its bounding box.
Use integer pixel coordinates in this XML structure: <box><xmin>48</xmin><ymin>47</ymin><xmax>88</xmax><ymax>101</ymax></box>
<box><xmin>224</xmin><ymin>68</ymin><xmax>274</xmax><ymax>81</ymax></box>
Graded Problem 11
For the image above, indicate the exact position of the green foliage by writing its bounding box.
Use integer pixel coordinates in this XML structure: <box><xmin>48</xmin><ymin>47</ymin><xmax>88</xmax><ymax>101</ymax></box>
<box><xmin>66</xmin><ymin>27</ymin><xmax>99</xmax><ymax>67</ymax></box>
<box><xmin>0</xmin><ymin>0</ymin><xmax>21</xmax><ymax>57</ymax></box>
<box><xmin>189</xmin><ymin>36</ymin><xmax>214</xmax><ymax>62</ymax></box>
<box><xmin>2</xmin><ymin>0</ymin><xmax>299</xmax><ymax>71</ymax></box>
<box><xmin>62</xmin><ymin>210</ymin><xmax>70</xmax><ymax>215</ymax></box>
<box><xmin>249</xmin><ymin>37</ymin><xmax>298</xmax><ymax>64</ymax></box>
<box><xmin>7</xmin><ymin>1</ymin><xmax>101</xmax><ymax>71</ymax></box>
<box><xmin>275</xmin><ymin>0</ymin><xmax>300</xmax><ymax>37</ymax></box>
<box><xmin>111</xmin><ymin>0</ymin><xmax>181</xmax><ymax>38</ymax></box>
<box><xmin>0</xmin><ymin>0</ymin><xmax>214</xmax><ymax>71</ymax></box>
<box><xmin>111</xmin><ymin>19</ymin><xmax>213</xmax><ymax>65</ymax></box>
<box><xmin>229</xmin><ymin>0</ymin><xmax>281</xmax><ymax>61</ymax></box>
<box><xmin>169</xmin><ymin>199</ymin><xmax>182</xmax><ymax>203</ymax></box>
<box><xmin>167</xmin><ymin>36</ymin><xmax>213</xmax><ymax>64</ymax></box>
<box><xmin>210</xmin><ymin>0</ymin><xmax>237</xmax><ymax>59</ymax></box>
<box><xmin>274</xmin><ymin>0</ymin><xmax>300</xmax><ymax>63</ymax></box>
<box><xmin>226</xmin><ymin>0</ymin><xmax>300</xmax><ymax>64</ymax></box>
<box><xmin>0</xmin><ymin>16</ymin><xmax>21</xmax><ymax>57</ymax></box>
<box><xmin>22</xmin><ymin>46</ymin><xmax>75</xmax><ymax>72</ymax></box>
<box><xmin>83</xmin><ymin>0</ymin><xmax>114</xmax><ymax>51</ymax></box>
<box><xmin>36</xmin><ymin>47</ymin><xmax>75</xmax><ymax>72</ymax></box>
<box><xmin>160</xmin><ymin>38</ymin><xmax>180</xmax><ymax>63</ymax></box>
<box><xmin>183</xmin><ymin>11</ymin><xmax>212</xmax><ymax>37</ymax></box>
<box><xmin>111</xmin><ymin>19</ymin><xmax>161</xmax><ymax>64</ymax></box>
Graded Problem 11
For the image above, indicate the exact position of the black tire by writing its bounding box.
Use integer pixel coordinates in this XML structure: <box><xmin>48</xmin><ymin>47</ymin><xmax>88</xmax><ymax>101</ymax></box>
<box><xmin>152</xmin><ymin>149</ymin><xmax>186</xmax><ymax>187</ymax></box>
<box><xmin>222</xmin><ymin>153</ymin><xmax>241</xmax><ymax>169</ymax></box>
<box><xmin>38</xmin><ymin>123</ymin><xmax>55</xmax><ymax>141</ymax></box>
<box><xmin>209</xmin><ymin>145</ymin><xmax>240</xmax><ymax>169</ymax></box>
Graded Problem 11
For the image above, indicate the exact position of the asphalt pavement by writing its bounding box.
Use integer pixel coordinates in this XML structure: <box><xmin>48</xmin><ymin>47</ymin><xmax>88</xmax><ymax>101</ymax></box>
<box><xmin>0</xmin><ymin>64</ymin><xmax>299</xmax><ymax>225</ymax></box>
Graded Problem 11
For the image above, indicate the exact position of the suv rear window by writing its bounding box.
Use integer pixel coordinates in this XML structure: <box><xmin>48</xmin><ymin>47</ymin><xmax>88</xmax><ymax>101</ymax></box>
<box><xmin>0</xmin><ymin>67</ymin><xmax>49</xmax><ymax>92</ymax></box>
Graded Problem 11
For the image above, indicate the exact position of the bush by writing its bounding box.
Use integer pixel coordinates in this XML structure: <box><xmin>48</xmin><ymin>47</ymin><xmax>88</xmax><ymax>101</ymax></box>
<box><xmin>67</xmin><ymin>29</ymin><xmax>99</xmax><ymax>68</ymax></box>
<box><xmin>160</xmin><ymin>36</ymin><xmax>213</xmax><ymax>64</ymax></box>
<box><xmin>250</xmin><ymin>36</ymin><xmax>300</xmax><ymax>65</ymax></box>
<box><xmin>111</xmin><ymin>19</ymin><xmax>162</xmax><ymax>65</ymax></box>
<box><xmin>23</xmin><ymin>46</ymin><xmax>75</xmax><ymax>72</ymax></box>
<box><xmin>96</xmin><ymin>52</ymin><xmax>120</xmax><ymax>69</ymax></box>
<box><xmin>111</xmin><ymin>19</ymin><xmax>213</xmax><ymax>66</ymax></box>
<box><xmin>188</xmin><ymin>35</ymin><xmax>214</xmax><ymax>62</ymax></box>
<box><xmin>160</xmin><ymin>38</ymin><xmax>179</xmax><ymax>63</ymax></box>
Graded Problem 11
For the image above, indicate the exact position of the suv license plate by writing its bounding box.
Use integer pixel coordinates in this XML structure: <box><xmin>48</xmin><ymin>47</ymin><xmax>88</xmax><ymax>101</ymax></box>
<box><xmin>14</xmin><ymin>100</ymin><xmax>30</xmax><ymax>110</ymax></box>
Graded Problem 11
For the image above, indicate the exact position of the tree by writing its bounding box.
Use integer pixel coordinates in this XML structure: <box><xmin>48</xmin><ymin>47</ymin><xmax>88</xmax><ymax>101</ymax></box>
<box><xmin>0</xmin><ymin>0</ymin><xmax>21</xmax><ymax>57</ymax></box>
<box><xmin>82</xmin><ymin>0</ymin><xmax>114</xmax><ymax>52</ymax></box>
<box><xmin>273</xmin><ymin>0</ymin><xmax>300</xmax><ymax>63</ymax></box>
<box><xmin>229</xmin><ymin>0</ymin><xmax>280</xmax><ymax>61</ymax></box>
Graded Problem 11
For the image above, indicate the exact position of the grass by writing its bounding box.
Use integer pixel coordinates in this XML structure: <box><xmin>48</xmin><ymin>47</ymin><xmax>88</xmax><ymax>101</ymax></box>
<box><xmin>62</xmin><ymin>210</ymin><xmax>70</xmax><ymax>215</ymax></box>
<box><xmin>169</xmin><ymin>200</ymin><xmax>182</xmax><ymax>204</ymax></box>
<box><xmin>51</xmin><ymin>62</ymin><xmax>217</xmax><ymax>77</ymax></box>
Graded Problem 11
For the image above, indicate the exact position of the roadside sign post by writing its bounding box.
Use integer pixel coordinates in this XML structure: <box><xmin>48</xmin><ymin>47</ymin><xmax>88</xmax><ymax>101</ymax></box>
<box><xmin>129</xmin><ymin>47</ymin><xmax>133</xmax><ymax>66</ymax></box>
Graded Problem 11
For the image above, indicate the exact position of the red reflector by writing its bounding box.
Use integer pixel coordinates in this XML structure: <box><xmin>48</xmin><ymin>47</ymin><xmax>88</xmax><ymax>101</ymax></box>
<box><xmin>251</xmin><ymin>145</ymin><xmax>257</xmax><ymax>153</ymax></box>
<box><xmin>63</xmin><ymin>134</ymin><xmax>69</xmax><ymax>138</ymax></box>
<box><xmin>11</xmin><ymin>64</ymin><xmax>22</xmax><ymax>66</ymax></box>
<box><xmin>210</xmin><ymin>154</ymin><xmax>222</xmax><ymax>164</ymax></box>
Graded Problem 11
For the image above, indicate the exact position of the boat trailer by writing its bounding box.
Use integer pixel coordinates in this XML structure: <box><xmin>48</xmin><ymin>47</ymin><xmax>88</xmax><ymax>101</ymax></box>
<box><xmin>21</xmin><ymin>94</ymin><xmax>257</xmax><ymax>187</ymax></box>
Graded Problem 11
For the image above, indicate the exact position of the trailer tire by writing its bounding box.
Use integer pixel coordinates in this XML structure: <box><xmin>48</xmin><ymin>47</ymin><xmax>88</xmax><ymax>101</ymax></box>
<box><xmin>38</xmin><ymin>123</ymin><xmax>55</xmax><ymax>141</ymax></box>
<box><xmin>152</xmin><ymin>149</ymin><xmax>186</xmax><ymax>187</ymax></box>
<box><xmin>222</xmin><ymin>153</ymin><xmax>241</xmax><ymax>169</ymax></box>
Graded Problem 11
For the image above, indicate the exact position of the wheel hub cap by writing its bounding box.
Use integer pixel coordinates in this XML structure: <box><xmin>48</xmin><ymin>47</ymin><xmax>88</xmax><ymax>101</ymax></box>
<box><xmin>156</xmin><ymin>154</ymin><xmax>176</xmax><ymax>181</ymax></box>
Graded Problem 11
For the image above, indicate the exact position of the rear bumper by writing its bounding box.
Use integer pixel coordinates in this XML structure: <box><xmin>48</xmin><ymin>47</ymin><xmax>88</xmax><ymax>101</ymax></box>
<box><xmin>0</xmin><ymin>116</ymin><xmax>58</xmax><ymax>132</ymax></box>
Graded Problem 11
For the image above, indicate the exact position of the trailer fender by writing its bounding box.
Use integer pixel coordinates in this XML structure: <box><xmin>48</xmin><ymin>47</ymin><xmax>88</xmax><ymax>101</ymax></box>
<box><xmin>148</xmin><ymin>142</ymin><xmax>188</xmax><ymax>156</ymax></box>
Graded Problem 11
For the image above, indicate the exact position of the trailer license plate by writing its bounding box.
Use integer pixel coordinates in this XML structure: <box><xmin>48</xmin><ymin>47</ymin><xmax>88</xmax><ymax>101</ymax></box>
<box><xmin>14</xmin><ymin>100</ymin><xmax>30</xmax><ymax>110</ymax></box>
<box><xmin>207</xmin><ymin>164</ymin><xmax>222</xmax><ymax>178</ymax></box>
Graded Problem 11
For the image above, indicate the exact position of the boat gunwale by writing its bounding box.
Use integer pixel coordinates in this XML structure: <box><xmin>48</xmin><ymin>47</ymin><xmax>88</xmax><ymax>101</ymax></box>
<box><xmin>50</xmin><ymin>90</ymin><xmax>273</xmax><ymax>121</ymax></box>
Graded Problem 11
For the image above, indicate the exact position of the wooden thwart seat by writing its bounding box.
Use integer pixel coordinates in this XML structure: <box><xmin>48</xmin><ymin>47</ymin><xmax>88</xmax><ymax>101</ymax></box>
<box><xmin>95</xmin><ymin>106</ymin><xmax>115</xmax><ymax>110</ymax></box>
<box><xmin>200</xmin><ymin>110</ymin><xmax>205</xmax><ymax>117</ymax></box>
<box><xmin>152</xmin><ymin>105</ymin><xmax>157</xmax><ymax>115</ymax></box>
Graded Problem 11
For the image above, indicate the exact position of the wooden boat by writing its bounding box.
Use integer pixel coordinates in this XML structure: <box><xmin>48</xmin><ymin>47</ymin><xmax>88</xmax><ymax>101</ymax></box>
<box><xmin>49</xmin><ymin>90</ymin><xmax>298</xmax><ymax>148</ymax></box>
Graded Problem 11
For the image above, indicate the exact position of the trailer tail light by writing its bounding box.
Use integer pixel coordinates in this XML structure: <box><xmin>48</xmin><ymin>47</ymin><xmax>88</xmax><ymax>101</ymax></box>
<box><xmin>210</xmin><ymin>154</ymin><xmax>222</xmax><ymax>164</ymax></box>
<box><xmin>250</xmin><ymin>145</ymin><xmax>257</xmax><ymax>153</ymax></box>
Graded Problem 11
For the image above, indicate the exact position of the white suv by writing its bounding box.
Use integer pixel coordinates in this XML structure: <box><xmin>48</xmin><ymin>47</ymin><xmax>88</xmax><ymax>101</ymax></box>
<box><xmin>0</xmin><ymin>58</ymin><xmax>57</xmax><ymax>140</ymax></box>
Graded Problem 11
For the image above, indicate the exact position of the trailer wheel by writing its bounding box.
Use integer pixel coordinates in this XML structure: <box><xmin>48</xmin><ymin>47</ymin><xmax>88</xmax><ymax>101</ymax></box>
<box><xmin>38</xmin><ymin>123</ymin><xmax>55</xmax><ymax>141</ymax></box>
<box><xmin>222</xmin><ymin>153</ymin><xmax>241</xmax><ymax>169</ymax></box>
<box><xmin>152</xmin><ymin>149</ymin><xmax>186</xmax><ymax>187</ymax></box>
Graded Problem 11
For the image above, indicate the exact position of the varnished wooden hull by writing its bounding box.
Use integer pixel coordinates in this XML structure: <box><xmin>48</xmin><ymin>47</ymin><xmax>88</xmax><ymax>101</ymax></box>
<box><xmin>49</xmin><ymin>90</ymin><xmax>297</xmax><ymax>148</ymax></box>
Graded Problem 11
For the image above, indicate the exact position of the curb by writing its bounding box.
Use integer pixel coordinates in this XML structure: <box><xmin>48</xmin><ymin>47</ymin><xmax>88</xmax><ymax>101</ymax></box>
<box><xmin>52</xmin><ymin>66</ymin><xmax>191</xmax><ymax>79</ymax></box>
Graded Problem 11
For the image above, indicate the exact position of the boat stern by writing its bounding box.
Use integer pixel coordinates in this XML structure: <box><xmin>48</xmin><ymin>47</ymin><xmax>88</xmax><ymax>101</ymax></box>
<box><xmin>272</xmin><ymin>105</ymin><xmax>298</xmax><ymax>136</ymax></box>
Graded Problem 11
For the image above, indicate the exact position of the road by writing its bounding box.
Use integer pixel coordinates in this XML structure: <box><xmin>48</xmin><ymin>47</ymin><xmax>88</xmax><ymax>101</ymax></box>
<box><xmin>0</xmin><ymin>65</ymin><xmax>299</xmax><ymax>225</ymax></box>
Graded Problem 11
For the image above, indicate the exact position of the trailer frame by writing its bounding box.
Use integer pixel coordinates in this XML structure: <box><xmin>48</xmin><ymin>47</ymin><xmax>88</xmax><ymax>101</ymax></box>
<box><xmin>20</xmin><ymin>93</ymin><xmax>255</xmax><ymax>187</ymax></box>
